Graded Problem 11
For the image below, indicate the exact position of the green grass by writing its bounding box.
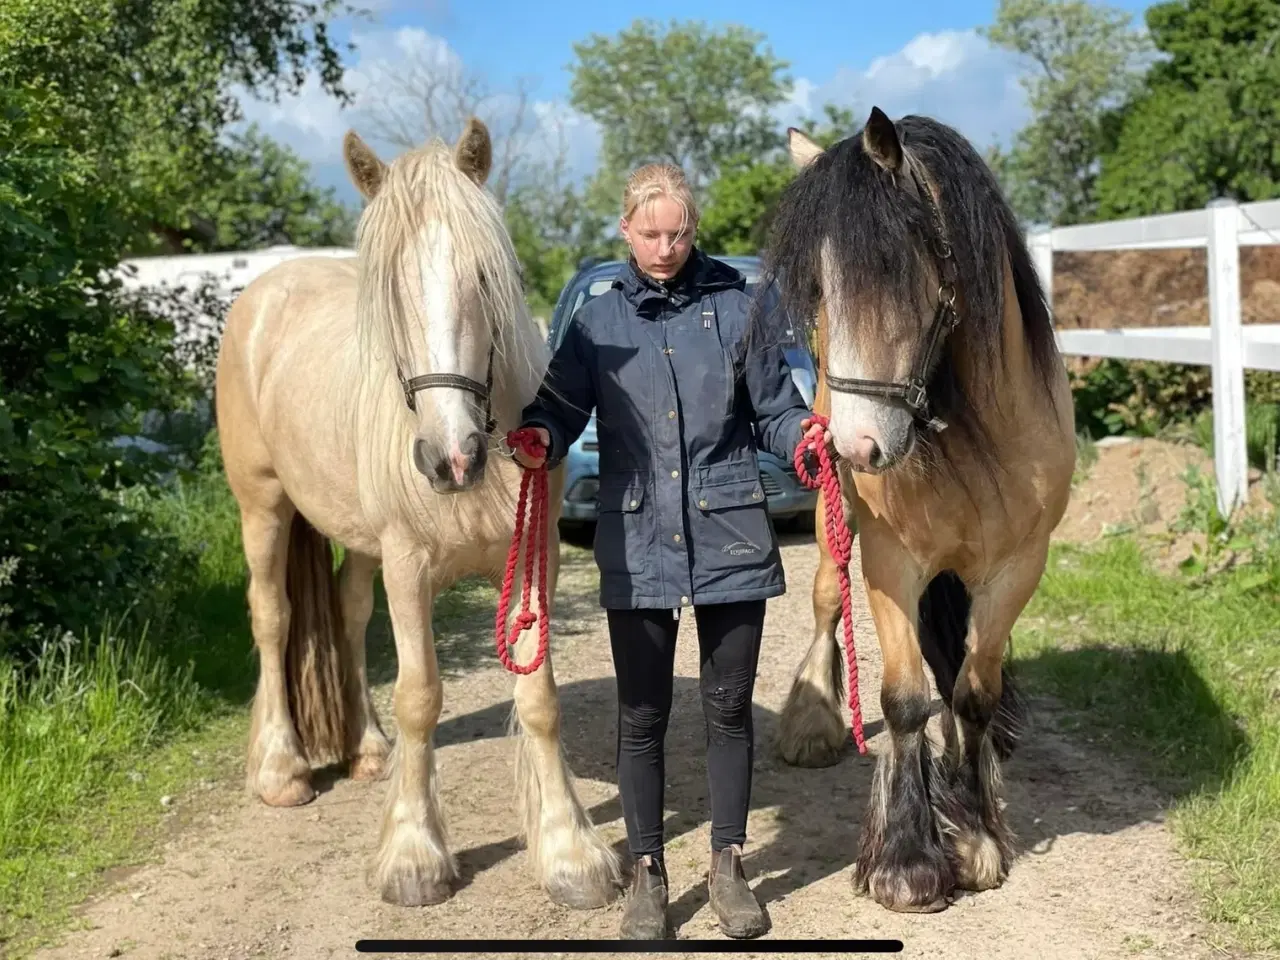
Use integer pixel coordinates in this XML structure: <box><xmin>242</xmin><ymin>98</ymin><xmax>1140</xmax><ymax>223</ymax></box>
<box><xmin>0</xmin><ymin>465</ymin><xmax>253</xmax><ymax>955</ymax></box>
<box><xmin>0</xmin><ymin>438</ymin><xmax>514</xmax><ymax>957</ymax></box>
<box><xmin>1014</xmin><ymin>537</ymin><xmax>1280</xmax><ymax>954</ymax></box>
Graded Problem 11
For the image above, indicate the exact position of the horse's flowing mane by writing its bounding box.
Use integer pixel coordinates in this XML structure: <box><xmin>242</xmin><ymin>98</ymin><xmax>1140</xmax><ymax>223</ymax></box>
<box><xmin>758</xmin><ymin>114</ymin><xmax>1063</xmax><ymax>465</ymax></box>
<box><xmin>346</xmin><ymin>136</ymin><xmax>549</xmax><ymax>534</ymax></box>
<box><xmin>351</xmin><ymin>137</ymin><xmax>546</xmax><ymax>430</ymax></box>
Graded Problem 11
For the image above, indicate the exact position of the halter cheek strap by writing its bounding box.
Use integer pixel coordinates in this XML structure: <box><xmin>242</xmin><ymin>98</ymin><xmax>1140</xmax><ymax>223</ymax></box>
<box><xmin>823</xmin><ymin>163</ymin><xmax>960</xmax><ymax>432</ymax></box>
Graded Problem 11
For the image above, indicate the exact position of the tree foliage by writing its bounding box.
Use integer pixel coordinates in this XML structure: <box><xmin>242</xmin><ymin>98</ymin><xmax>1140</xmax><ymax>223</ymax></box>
<box><xmin>981</xmin><ymin>0</ymin><xmax>1153</xmax><ymax>225</ymax></box>
<box><xmin>698</xmin><ymin>104</ymin><xmax>857</xmax><ymax>256</ymax></box>
<box><xmin>1095</xmin><ymin>0</ymin><xmax>1280</xmax><ymax>217</ymax></box>
<box><xmin>0</xmin><ymin>0</ymin><xmax>353</xmax><ymax>653</ymax></box>
<box><xmin>568</xmin><ymin>18</ymin><xmax>792</xmax><ymax>196</ymax></box>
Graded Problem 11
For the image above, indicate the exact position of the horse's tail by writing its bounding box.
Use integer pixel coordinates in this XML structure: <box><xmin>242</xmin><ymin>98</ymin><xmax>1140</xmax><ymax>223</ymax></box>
<box><xmin>917</xmin><ymin>571</ymin><xmax>1026</xmax><ymax>760</ymax></box>
<box><xmin>284</xmin><ymin>512</ymin><xmax>355</xmax><ymax>765</ymax></box>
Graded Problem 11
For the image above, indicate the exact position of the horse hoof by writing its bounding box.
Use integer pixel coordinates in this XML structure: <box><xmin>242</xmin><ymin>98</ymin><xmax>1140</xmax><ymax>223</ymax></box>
<box><xmin>778</xmin><ymin>736</ymin><xmax>844</xmax><ymax>768</ymax></box>
<box><xmin>776</xmin><ymin>694</ymin><xmax>846</xmax><ymax>768</ymax></box>
<box><xmin>380</xmin><ymin>873</ymin><xmax>454</xmax><ymax>907</ymax></box>
<box><xmin>350</xmin><ymin>753</ymin><xmax>388</xmax><ymax>782</ymax></box>
<box><xmin>860</xmin><ymin>860</ymin><xmax>953</xmax><ymax>914</ymax></box>
<box><xmin>546</xmin><ymin>875</ymin><xmax>622</xmax><ymax>910</ymax></box>
<box><xmin>259</xmin><ymin>777</ymin><xmax>316</xmax><ymax>807</ymax></box>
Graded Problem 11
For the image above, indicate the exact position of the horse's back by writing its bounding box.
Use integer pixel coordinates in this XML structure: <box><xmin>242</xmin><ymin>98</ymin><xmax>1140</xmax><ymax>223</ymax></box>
<box><xmin>216</xmin><ymin>256</ymin><xmax>366</xmax><ymax>519</ymax></box>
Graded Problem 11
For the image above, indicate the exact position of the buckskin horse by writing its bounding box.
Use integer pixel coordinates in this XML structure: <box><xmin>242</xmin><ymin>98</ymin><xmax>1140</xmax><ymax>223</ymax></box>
<box><xmin>763</xmin><ymin>107</ymin><xmax>1075</xmax><ymax>912</ymax></box>
<box><xmin>214</xmin><ymin>118</ymin><xmax>621</xmax><ymax>910</ymax></box>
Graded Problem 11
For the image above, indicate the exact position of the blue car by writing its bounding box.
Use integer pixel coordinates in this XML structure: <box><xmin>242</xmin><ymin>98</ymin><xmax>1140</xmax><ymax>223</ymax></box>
<box><xmin>545</xmin><ymin>254</ymin><xmax>819</xmax><ymax>536</ymax></box>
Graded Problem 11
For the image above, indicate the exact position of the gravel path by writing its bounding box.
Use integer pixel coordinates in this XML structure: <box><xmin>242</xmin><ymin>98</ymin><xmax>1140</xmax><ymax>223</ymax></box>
<box><xmin>34</xmin><ymin>532</ymin><xmax>1214</xmax><ymax>960</ymax></box>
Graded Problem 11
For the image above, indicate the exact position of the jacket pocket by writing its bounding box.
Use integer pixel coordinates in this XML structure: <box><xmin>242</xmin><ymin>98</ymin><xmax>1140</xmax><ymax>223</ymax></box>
<box><xmin>593</xmin><ymin>475</ymin><xmax>651</xmax><ymax>576</ymax></box>
<box><xmin>691</xmin><ymin>474</ymin><xmax>775</xmax><ymax>574</ymax></box>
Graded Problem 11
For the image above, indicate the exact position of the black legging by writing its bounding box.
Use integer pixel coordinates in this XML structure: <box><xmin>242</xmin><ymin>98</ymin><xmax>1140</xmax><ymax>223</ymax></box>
<box><xmin>606</xmin><ymin>599</ymin><xmax>766</xmax><ymax>860</ymax></box>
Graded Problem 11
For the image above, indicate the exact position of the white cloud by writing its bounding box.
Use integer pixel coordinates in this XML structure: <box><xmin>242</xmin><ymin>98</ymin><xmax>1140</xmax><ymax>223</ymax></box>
<box><xmin>231</xmin><ymin>26</ymin><xmax>602</xmax><ymax>204</ymax></box>
<box><xmin>231</xmin><ymin>25</ymin><xmax>1031</xmax><ymax>207</ymax></box>
<box><xmin>780</xmin><ymin>29</ymin><xmax>1030</xmax><ymax>152</ymax></box>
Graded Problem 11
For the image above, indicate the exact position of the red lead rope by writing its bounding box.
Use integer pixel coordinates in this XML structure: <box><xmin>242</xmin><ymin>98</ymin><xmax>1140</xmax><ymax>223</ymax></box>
<box><xmin>495</xmin><ymin>428</ymin><xmax>551</xmax><ymax>675</ymax></box>
<box><xmin>793</xmin><ymin>415</ymin><xmax>867</xmax><ymax>755</ymax></box>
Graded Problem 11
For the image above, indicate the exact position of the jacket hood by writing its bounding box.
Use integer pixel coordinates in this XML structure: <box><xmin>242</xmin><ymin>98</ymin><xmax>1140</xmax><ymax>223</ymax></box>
<box><xmin>616</xmin><ymin>247</ymin><xmax>746</xmax><ymax>312</ymax></box>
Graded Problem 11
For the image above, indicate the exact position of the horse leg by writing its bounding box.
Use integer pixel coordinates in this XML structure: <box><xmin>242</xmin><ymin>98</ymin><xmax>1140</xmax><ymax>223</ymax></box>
<box><xmin>930</xmin><ymin>541</ymin><xmax>1044</xmax><ymax>893</ymax></box>
<box><xmin>370</xmin><ymin>549</ymin><xmax>456</xmax><ymax>906</ymax></box>
<box><xmin>242</xmin><ymin>496</ymin><xmax>315</xmax><ymax>807</ymax></box>
<box><xmin>853</xmin><ymin>525</ymin><xmax>953</xmax><ymax>913</ymax></box>
<box><xmin>498</xmin><ymin>521</ymin><xmax>623</xmax><ymax>909</ymax></box>
<box><xmin>340</xmin><ymin>551</ymin><xmax>391</xmax><ymax>781</ymax></box>
<box><xmin>776</xmin><ymin>487</ymin><xmax>845</xmax><ymax>767</ymax></box>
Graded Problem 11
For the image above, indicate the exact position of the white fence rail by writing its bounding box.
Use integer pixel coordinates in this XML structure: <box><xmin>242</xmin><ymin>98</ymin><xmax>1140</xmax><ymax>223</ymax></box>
<box><xmin>1029</xmin><ymin>197</ymin><xmax>1280</xmax><ymax>517</ymax></box>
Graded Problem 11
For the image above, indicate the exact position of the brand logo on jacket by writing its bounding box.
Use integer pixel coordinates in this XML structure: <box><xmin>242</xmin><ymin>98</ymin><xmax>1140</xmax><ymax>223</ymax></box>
<box><xmin>722</xmin><ymin>540</ymin><xmax>759</xmax><ymax>557</ymax></box>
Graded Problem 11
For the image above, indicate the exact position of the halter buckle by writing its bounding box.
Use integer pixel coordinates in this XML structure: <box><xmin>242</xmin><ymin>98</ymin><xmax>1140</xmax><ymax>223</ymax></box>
<box><xmin>904</xmin><ymin>378</ymin><xmax>927</xmax><ymax>411</ymax></box>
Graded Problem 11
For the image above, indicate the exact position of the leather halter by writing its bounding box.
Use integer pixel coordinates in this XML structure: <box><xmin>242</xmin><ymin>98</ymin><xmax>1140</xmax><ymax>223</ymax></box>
<box><xmin>823</xmin><ymin>162</ymin><xmax>960</xmax><ymax>432</ymax></box>
<box><xmin>396</xmin><ymin>344</ymin><xmax>497</xmax><ymax>435</ymax></box>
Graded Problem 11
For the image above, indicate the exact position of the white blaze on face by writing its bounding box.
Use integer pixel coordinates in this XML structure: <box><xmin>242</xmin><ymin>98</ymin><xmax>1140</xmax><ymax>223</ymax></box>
<box><xmin>820</xmin><ymin>240</ymin><xmax>876</xmax><ymax>463</ymax></box>
<box><xmin>417</xmin><ymin>221</ymin><xmax>484</xmax><ymax>461</ymax></box>
<box><xmin>819</xmin><ymin>239</ymin><xmax>920</xmax><ymax>470</ymax></box>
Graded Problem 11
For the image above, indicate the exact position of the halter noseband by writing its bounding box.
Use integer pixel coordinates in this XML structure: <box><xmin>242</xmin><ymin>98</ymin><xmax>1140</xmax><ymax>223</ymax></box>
<box><xmin>823</xmin><ymin>162</ymin><xmax>961</xmax><ymax>432</ymax></box>
<box><xmin>397</xmin><ymin>344</ymin><xmax>497</xmax><ymax>435</ymax></box>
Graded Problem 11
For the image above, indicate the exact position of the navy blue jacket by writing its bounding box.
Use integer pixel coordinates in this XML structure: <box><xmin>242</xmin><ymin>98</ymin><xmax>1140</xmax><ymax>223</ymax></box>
<box><xmin>521</xmin><ymin>249</ymin><xmax>813</xmax><ymax>610</ymax></box>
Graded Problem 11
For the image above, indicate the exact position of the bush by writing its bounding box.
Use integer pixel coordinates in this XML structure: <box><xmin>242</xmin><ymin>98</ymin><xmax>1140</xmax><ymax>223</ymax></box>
<box><xmin>1070</xmin><ymin>357</ymin><xmax>1280</xmax><ymax>467</ymax></box>
<box><xmin>0</xmin><ymin>84</ymin><xmax>202</xmax><ymax>659</ymax></box>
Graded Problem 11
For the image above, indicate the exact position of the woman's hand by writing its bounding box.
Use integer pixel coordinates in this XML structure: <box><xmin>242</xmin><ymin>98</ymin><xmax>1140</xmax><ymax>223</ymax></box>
<box><xmin>800</xmin><ymin>418</ymin><xmax>835</xmax><ymax>457</ymax></box>
<box><xmin>513</xmin><ymin>427</ymin><xmax>551</xmax><ymax>469</ymax></box>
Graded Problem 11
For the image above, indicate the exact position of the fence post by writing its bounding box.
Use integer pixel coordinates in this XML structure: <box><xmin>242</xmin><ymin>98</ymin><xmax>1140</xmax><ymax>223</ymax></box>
<box><xmin>1028</xmin><ymin>228</ymin><xmax>1055</xmax><ymax>318</ymax></box>
<box><xmin>1206</xmin><ymin>197</ymin><xmax>1248</xmax><ymax>517</ymax></box>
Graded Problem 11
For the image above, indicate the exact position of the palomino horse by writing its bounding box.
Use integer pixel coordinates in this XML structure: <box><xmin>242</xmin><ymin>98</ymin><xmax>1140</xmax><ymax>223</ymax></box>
<box><xmin>214</xmin><ymin>118</ymin><xmax>621</xmax><ymax>910</ymax></box>
<box><xmin>763</xmin><ymin>107</ymin><xmax>1075</xmax><ymax>912</ymax></box>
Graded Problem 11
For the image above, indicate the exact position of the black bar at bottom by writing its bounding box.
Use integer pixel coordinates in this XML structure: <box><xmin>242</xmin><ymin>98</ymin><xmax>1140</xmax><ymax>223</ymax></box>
<box><xmin>355</xmin><ymin>939</ymin><xmax>904</xmax><ymax>954</ymax></box>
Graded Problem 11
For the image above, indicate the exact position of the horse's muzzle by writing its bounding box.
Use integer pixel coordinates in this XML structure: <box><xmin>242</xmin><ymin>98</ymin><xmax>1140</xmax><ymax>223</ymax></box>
<box><xmin>416</xmin><ymin>432</ymin><xmax>488</xmax><ymax>492</ymax></box>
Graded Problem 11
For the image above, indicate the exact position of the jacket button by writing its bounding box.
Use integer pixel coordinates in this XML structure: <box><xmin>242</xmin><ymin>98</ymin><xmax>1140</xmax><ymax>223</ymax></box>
<box><xmin>673</xmin><ymin>533</ymin><xmax>682</xmax><ymax>542</ymax></box>
<box><xmin>680</xmin><ymin>595</ymin><xmax>689</xmax><ymax>605</ymax></box>
<box><xmin>698</xmin><ymin>498</ymin><xmax>708</xmax><ymax>509</ymax></box>
<box><xmin>671</xmin><ymin>469</ymin><xmax>679</xmax><ymax>478</ymax></box>
<box><xmin>752</xmin><ymin>488</ymin><xmax>762</xmax><ymax>499</ymax></box>
<box><xmin>668</xmin><ymin>410</ymin><xmax>676</xmax><ymax>419</ymax></box>
<box><xmin>629</xmin><ymin>499</ymin><xmax>638</xmax><ymax>508</ymax></box>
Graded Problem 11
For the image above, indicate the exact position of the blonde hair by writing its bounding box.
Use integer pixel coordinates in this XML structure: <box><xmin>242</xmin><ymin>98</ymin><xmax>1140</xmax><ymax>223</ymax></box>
<box><xmin>621</xmin><ymin>163</ymin><xmax>700</xmax><ymax>237</ymax></box>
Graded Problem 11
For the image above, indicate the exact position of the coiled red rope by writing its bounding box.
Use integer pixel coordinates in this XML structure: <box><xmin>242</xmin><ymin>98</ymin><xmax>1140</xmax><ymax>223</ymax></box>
<box><xmin>794</xmin><ymin>415</ymin><xmax>867</xmax><ymax>755</ymax></box>
<box><xmin>495</xmin><ymin>428</ymin><xmax>551</xmax><ymax>675</ymax></box>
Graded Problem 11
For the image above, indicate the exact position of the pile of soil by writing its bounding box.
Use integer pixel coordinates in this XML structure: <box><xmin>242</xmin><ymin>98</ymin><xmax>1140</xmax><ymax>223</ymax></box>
<box><xmin>1052</xmin><ymin>246</ymin><xmax>1280</xmax><ymax>332</ymax></box>
<box><xmin>1054</xmin><ymin>437</ymin><xmax>1276</xmax><ymax>571</ymax></box>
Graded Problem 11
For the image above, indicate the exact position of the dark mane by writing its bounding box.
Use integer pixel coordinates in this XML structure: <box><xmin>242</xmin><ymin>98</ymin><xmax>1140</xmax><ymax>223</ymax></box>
<box><xmin>756</xmin><ymin>114</ymin><xmax>1062</xmax><ymax>476</ymax></box>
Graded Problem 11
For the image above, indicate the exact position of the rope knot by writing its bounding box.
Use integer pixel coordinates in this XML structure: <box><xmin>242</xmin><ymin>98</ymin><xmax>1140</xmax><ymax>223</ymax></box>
<box><xmin>793</xmin><ymin>414</ymin><xmax>867</xmax><ymax>756</ymax></box>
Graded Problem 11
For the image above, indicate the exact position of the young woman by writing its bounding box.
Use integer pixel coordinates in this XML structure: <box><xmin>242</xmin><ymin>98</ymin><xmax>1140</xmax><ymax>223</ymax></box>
<box><xmin>516</xmin><ymin>163</ymin><xmax>823</xmax><ymax>940</ymax></box>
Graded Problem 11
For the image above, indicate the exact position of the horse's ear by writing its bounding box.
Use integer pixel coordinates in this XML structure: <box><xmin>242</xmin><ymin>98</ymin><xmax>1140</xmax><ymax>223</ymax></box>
<box><xmin>343</xmin><ymin>131</ymin><xmax>387</xmax><ymax>201</ymax></box>
<box><xmin>861</xmin><ymin>106</ymin><xmax>902</xmax><ymax>173</ymax></box>
<box><xmin>454</xmin><ymin>116</ymin><xmax>492</xmax><ymax>186</ymax></box>
<box><xmin>788</xmin><ymin>127</ymin><xmax>825</xmax><ymax>169</ymax></box>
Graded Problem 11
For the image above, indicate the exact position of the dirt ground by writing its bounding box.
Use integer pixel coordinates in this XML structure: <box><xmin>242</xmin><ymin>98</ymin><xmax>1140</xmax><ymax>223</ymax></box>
<box><xmin>29</xmin><ymin>442</ymin><xmax>1239</xmax><ymax>960</ymax></box>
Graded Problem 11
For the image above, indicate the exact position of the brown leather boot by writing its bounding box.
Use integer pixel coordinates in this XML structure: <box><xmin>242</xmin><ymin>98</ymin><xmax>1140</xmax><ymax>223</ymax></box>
<box><xmin>708</xmin><ymin>845</ymin><xmax>767</xmax><ymax>939</ymax></box>
<box><xmin>619</xmin><ymin>855</ymin><xmax>669</xmax><ymax>940</ymax></box>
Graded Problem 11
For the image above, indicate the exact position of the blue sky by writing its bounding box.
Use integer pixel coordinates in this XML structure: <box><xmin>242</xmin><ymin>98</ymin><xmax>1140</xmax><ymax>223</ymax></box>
<box><xmin>236</xmin><ymin>0</ymin><xmax>1157</xmax><ymax>206</ymax></box>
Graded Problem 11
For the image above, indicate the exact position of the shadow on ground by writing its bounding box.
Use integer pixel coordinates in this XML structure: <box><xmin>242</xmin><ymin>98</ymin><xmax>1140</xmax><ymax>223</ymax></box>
<box><xmin>415</xmin><ymin>641</ymin><xmax>1243</xmax><ymax>930</ymax></box>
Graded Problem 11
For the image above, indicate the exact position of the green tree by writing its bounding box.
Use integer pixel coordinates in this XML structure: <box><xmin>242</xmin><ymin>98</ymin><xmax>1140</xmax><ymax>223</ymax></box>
<box><xmin>164</xmin><ymin>125</ymin><xmax>357</xmax><ymax>252</ymax></box>
<box><xmin>0</xmin><ymin>0</ymin><xmax>354</xmax><ymax>652</ymax></box>
<box><xmin>568</xmin><ymin>18</ymin><xmax>793</xmax><ymax>196</ymax></box>
<box><xmin>699</xmin><ymin>104</ymin><xmax>856</xmax><ymax>256</ymax></box>
<box><xmin>1095</xmin><ymin>0</ymin><xmax>1280</xmax><ymax>217</ymax></box>
<box><xmin>981</xmin><ymin>0</ymin><xmax>1153</xmax><ymax>225</ymax></box>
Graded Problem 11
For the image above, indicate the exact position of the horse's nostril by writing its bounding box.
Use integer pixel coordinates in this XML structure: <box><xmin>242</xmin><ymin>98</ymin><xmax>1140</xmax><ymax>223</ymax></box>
<box><xmin>413</xmin><ymin>439</ymin><xmax>432</xmax><ymax>477</ymax></box>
